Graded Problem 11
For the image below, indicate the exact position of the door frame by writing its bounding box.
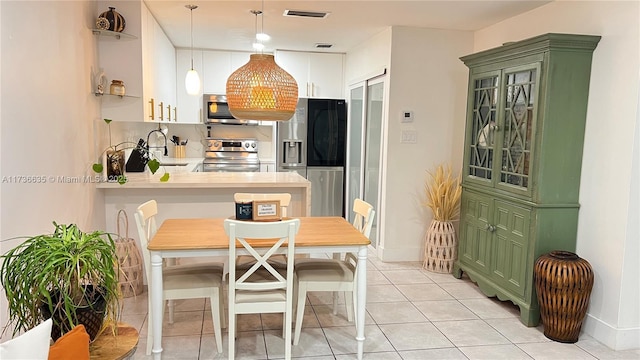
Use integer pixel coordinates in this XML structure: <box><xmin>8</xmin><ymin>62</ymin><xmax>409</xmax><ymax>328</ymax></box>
<box><xmin>346</xmin><ymin>74</ymin><xmax>387</xmax><ymax>249</ymax></box>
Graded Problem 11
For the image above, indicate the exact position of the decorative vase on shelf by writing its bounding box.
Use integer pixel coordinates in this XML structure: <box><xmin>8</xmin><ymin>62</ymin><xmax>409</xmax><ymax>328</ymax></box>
<box><xmin>423</xmin><ymin>220</ymin><xmax>457</xmax><ymax>274</ymax></box>
<box><xmin>534</xmin><ymin>250</ymin><xmax>594</xmax><ymax>343</ymax></box>
<box><xmin>98</xmin><ymin>7</ymin><xmax>125</xmax><ymax>32</ymax></box>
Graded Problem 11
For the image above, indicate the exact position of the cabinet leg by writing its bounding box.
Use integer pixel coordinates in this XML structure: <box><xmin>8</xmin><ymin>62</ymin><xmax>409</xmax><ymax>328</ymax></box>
<box><xmin>452</xmin><ymin>264</ymin><xmax>463</xmax><ymax>279</ymax></box>
<box><xmin>518</xmin><ymin>305</ymin><xmax>540</xmax><ymax>327</ymax></box>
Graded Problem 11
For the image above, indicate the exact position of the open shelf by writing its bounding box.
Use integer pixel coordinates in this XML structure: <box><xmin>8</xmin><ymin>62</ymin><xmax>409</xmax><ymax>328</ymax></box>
<box><xmin>94</xmin><ymin>93</ymin><xmax>139</xmax><ymax>99</ymax></box>
<box><xmin>92</xmin><ymin>29</ymin><xmax>137</xmax><ymax>40</ymax></box>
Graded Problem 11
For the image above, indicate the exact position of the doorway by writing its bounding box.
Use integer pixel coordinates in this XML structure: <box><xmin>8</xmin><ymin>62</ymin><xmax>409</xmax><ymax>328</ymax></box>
<box><xmin>346</xmin><ymin>76</ymin><xmax>386</xmax><ymax>248</ymax></box>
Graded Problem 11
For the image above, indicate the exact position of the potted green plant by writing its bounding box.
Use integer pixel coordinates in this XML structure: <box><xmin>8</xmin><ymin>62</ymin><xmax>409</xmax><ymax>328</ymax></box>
<box><xmin>92</xmin><ymin>118</ymin><xmax>169</xmax><ymax>185</ymax></box>
<box><xmin>422</xmin><ymin>164</ymin><xmax>462</xmax><ymax>274</ymax></box>
<box><xmin>0</xmin><ymin>222</ymin><xmax>121</xmax><ymax>341</ymax></box>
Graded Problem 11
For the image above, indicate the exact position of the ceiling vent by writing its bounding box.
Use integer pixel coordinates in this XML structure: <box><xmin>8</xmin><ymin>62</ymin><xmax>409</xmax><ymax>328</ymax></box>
<box><xmin>283</xmin><ymin>9</ymin><xmax>330</xmax><ymax>19</ymax></box>
<box><xmin>315</xmin><ymin>43</ymin><xmax>333</xmax><ymax>49</ymax></box>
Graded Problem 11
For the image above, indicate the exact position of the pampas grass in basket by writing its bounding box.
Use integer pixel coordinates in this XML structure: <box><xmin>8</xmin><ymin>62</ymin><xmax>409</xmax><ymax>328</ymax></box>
<box><xmin>423</xmin><ymin>164</ymin><xmax>462</xmax><ymax>273</ymax></box>
<box><xmin>424</xmin><ymin>164</ymin><xmax>462</xmax><ymax>221</ymax></box>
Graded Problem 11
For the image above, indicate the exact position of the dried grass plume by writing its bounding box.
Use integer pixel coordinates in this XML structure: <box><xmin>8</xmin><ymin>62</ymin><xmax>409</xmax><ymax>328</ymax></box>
<box><xmin>424</xmin><ymin>164</ymin><xmax>462</xmax><ymax>221</ymax></box>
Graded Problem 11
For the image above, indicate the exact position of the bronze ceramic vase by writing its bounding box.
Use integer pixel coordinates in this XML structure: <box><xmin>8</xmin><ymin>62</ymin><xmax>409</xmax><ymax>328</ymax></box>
<box><xmin>534</xmin><ymin>251</ymin><xmax>594</xmax><ymax>343</ymax></box>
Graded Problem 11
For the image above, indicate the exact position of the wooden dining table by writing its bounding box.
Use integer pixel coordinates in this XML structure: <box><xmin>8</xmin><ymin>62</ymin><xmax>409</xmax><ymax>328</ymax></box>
<box><xmin>147</xmin><ymin>216</ymin><xmax>370</xmax><ymax>360</ymax></box>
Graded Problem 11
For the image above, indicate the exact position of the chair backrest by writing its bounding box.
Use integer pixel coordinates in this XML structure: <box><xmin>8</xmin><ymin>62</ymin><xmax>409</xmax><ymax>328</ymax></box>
<box><xmin>224</xmin><ymin>218</ymin><xmax>300</xmax><ymax>294</ymax></box>
<box><xmin>352</xmin><ymin>198</ymin><xmax>375</xmax><ymax>239</ymax></box>
<box><xmin>234</xmin><ymin>193</ymin><xmax>292</xmax><ymax>217</ymax></box>
<box><xmin>134</xmin><ymin>200</ymin><xmax>158</xmax><ymax>283</ymax></box>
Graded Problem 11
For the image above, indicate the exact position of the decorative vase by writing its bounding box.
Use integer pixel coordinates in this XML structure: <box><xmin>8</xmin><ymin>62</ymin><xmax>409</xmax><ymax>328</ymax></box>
<box><xmin>98</xmin><ymin>7</ymin><xmax>125</xmax><ymax>32</ymax></box>
<box><xmin>534</xmin><ymin>250</ymin><xmax>594</xmax><ymax>343</ymax></box>
<box><xmin>423</xmin><ymin>220</ymin><xmax>457</xmax><ymax>273</ymax></box>
<box><xmin>106</xmin><ymin>149</ymin><xmax>125</xmax><ymax>182</ymax></box>
<box><xmin>41</xmin><ymin>285</ymin><xmax>107</xmax><ymax>341</ymax></box>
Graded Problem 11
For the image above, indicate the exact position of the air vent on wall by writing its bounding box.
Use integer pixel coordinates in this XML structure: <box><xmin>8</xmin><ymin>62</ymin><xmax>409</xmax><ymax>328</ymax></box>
<box><xmin>315</xmin><ymin>43</ymin><xmax>333</xmax><ymax>49</ymax></box>
<box><xmin>283</xmin><ymin>9</ymin><xmax>330</xmax><ymax>19</ymax></box>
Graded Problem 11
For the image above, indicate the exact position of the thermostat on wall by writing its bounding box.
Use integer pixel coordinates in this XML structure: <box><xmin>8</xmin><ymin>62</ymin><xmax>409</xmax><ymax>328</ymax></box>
<box><xmin>401</xmin><ymin>110</ymin><xmax>414</xmax><ymax>123</ymax></box>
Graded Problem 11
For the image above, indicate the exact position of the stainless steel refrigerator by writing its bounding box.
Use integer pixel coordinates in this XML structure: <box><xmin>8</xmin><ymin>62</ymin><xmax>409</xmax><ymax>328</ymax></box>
<box><xmin>277</xmin><ymin>98</ymin><xmax>347</xmax><ymax>216</ymax></box>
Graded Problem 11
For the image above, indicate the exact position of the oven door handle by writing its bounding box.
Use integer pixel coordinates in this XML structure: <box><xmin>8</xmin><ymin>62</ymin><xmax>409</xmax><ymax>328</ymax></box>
<box><xmin>203</xmin><ymin>163</ymin><xmax>260</xmax><ymax>172</ymax></box>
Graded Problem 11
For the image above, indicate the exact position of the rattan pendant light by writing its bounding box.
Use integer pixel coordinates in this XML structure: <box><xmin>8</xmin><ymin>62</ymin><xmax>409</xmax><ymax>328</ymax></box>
<box><xmin>226</xmin><ymin>6</ymin><xmax>298</xmax><ymax>121</ymax></box>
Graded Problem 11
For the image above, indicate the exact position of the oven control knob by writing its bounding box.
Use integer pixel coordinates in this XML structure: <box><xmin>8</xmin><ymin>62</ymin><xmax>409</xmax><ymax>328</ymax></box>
<box><xmin>214</xmin><ymin>141</ymin><xmax>220</xmax><ymax>147</ymax></box>
<box><xmin>244</xmin><ymin>143</ymin><xmax>250</xmax><ymax>148</ymax></box>
<box><xmin>206</xmin><ymin>141</ymin><xmax>213</xmax><ymax>148</ymax></box>
<box><xmin>251</xmin><ymin>143</ymin><xmax>256</xmax><ymax>148</ymax></box>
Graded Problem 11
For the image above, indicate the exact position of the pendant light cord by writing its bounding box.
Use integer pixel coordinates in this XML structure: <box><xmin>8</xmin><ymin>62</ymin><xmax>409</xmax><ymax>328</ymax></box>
<box><xmin>190</xmin><ymin>6</ymin><xmax>195</xmax><ymax>70</ymax></box>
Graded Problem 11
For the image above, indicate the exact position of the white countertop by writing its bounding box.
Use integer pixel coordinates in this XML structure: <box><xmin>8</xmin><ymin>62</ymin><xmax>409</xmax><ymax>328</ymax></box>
<box><xmin>96</xmin><ymin>168</ymin><xmax>310</xmax><ymax>189</ymax></box>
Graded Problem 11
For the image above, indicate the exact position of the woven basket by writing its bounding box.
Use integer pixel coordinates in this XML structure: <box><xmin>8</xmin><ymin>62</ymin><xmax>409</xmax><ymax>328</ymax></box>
<box><xmin>423</xmin><ymin>220</ymin><xmax>457</xmax><ymax>273</ymax></box>
<box><xmin>115</xmin><ymin>210</ymin><xmax>144</xmax><ymax>298</ymax></box>
<box><xmin>534</xmin><ymin>250</ymin><xmax>594</xmax><ymax>343</ymax></box>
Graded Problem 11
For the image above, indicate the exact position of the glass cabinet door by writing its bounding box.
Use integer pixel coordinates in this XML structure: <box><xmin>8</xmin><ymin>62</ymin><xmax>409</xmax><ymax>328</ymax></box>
<box><xmin>497</xmin><ymin>64</ymin><xmax>540</xmax><ymax>192</ymax></box>
<box><xmin>466</xmin><ymin>72</ymin><xmax>500</xmax><ymax>183</ymax></box>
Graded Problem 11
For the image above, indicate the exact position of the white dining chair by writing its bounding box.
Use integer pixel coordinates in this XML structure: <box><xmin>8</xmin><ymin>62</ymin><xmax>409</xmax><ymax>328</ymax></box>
<box><xmin>224</xmin><ymin>218</ymin><xmax>300</xmax><ymax>360</ymax></box>
<box><xmin>292</xmin><ymin>198</ymin><xmax>375</xmax><ymax>345</ymax></box>
<box><xmin>134</xmin><ymin>200</ymin><xmax>225</xmax><ymax>355</ymax></box>
<box><xmin>233</xmin><ymin>193</ymin><xmax>292</xmax><ymax>268</ymax></box>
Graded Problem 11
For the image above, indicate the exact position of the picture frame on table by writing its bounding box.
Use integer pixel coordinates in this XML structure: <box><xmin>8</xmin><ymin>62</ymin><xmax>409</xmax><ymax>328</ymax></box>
<box><xmin>252</xmin><ymin>200</ymin><xmax>281</xmax><ymax>221</ymax></box>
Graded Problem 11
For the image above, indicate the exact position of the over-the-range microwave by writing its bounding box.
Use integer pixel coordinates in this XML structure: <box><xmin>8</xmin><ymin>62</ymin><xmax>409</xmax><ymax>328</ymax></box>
<box><xmin>203</xmin><ymin>94</ymin><xmax>258</xmax><ymax>125</ymax></box>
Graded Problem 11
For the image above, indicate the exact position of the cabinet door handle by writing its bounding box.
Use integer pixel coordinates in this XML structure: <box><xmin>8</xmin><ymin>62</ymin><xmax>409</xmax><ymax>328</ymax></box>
<box><xmin>173</xmin><ymin>107</ymin><xmax>177</xmax><ymax>122</ymax></box>
<box><xmin>491</xmin><ymin>124</ymin><xmax>500</xmax><ymax>131</ymax></box>
<box><xmin>307</xmin><ymin>83</ymin><xmax>311</xmax><ymax>97</ymax></box>
<box><xmin>311</xmin><ymin>82</ymin><xmax>315</xmax><ymax>97</ymax></box>
<box><xmin>485</xmin><ymin>224</ymin><xmax>496</xmax><ymax>232</ymax></box>
<box><xmin>149</xmin><ymin>98</ymin><xmax>155</xmax><ymax>120</ymax></box>
<box><xmin>166</xmin><ymin>104</ymin><xmax>171</xmax><ymax>121</ymax></box>
<box><xmin>158</xmin><ymin>101</ymin><xmax>164</xmax><ymax>121</ymax></box>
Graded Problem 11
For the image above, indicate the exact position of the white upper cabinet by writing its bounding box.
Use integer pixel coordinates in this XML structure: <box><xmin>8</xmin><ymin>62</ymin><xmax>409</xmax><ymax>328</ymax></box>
<box><xmin>200</xmin><ymin>50</ymin><xmax>252</xmax><ymax>94</ymax></box>
<box><xmin>97</xmin><ymin>1</ymin><xmax>175</xmax><ymax>122</ymax></box>
<box><xmin>151</xmin><ymin>17</ymin><xmax>176</xmax><ymax>122</ymax></box>
<box><xmin>275</xmin><ymin>51</ymin><xmax>345</xmax><ymax>99</ymax></box>
<box><xmin>176</xmin><ymin>49</ymin><xmax>203</xmax><ymax>124</ymax></box>
<box><xmin>202</xmin><ymin>51</ymin><xmax>232</xmax><ymax>94</ymax></box>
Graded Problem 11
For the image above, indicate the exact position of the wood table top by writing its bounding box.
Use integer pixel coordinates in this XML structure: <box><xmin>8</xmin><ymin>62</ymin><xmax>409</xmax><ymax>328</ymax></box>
<box><xmin>148</xmin><ymin>217</ymin><xmax>370</xmax><ymax>251</ymax></box>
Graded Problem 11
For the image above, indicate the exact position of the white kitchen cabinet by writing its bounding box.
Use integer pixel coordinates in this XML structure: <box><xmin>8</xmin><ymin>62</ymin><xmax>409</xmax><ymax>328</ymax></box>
<box><xmin>260</xmin><ymin>161</ymin><xmax>276</xmax><ymax>172</ymax></box>
<box><xmin>151</xmin><ymin>17</ymin><xmax>176</xmax><ymax>122</ymax></box>
<box><xmin>97</xmin><ymin>1</ymin><xmax>175</xmax><ymax>122</ymax></box>
<box><xmin>201</xmin><ymin>50</ymin><xmax>252</xmax><ymax>94</ymax></box>
<box><xmin>176</xmin><ymin>49</ymin><xmax>203</xmax><ymax>123</ymax></box>
<box><xmin>202</xmin><ymin>51</ymin><xmax>231</xmax><ymax>94</ymax></box>
<box><xmin>275</xmin><ymin>51</ymin><xmax>345</xmax><ymax>99</ymax></box>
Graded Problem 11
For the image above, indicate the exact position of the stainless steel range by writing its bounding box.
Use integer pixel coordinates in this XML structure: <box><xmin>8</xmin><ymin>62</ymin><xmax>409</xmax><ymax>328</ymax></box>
<box><xmin>203</xmin><ymin>138</ymin><xmax>260</xmax><ymax>172</ymax></box>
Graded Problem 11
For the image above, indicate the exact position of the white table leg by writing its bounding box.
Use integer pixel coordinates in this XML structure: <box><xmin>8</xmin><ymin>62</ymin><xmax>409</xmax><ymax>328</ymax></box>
<box><xmin>150</xmin><ymin>251</ymin><xmax>164</xmax><ymax>359</ymax></box>
<box><xmin>356</xmin><ymin>246</ymin><xmax>367</xmax><ymax>360</ymax></box>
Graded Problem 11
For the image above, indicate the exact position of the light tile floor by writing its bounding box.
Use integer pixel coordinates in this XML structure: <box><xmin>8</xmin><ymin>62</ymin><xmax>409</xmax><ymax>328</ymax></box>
<box><xmin>122</xmin><ymin>254</ymin><xmax>640</xmax><ymax>359</ymax></box>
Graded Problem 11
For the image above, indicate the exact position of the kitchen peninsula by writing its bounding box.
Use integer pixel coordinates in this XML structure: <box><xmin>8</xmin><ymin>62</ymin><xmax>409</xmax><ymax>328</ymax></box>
<box><xmin>98</xmin><ymin>171</ymin><xmax>311</xmax><ymax>237</ymax></box>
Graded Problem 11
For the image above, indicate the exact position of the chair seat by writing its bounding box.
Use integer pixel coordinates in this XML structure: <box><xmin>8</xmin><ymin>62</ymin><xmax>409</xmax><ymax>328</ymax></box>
<box><xmin>164</xmin><ymin>264</ymin><xmax>224</xmax><ymax>290</ymax></box>
<box><xmin>295</xmin><ymin>258</ymin><xmax>355</xmax><ymax>282</ymax></box>
<box><xmin>236</xmin><ymin>289</ymin><xmax>286</xmax><ymax>303</ymax></box>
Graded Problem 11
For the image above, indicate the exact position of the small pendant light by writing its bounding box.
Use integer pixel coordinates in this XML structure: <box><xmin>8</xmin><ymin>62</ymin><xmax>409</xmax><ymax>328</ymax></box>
<box><xmin>226</xmin><ymin>4</ymin><xmax>298</xmax><ymax>121</ymax></box>
<box><xmin>185</xmin><ymin>5</ymin><xmax>200</xmax><ymax>95</ymax></box>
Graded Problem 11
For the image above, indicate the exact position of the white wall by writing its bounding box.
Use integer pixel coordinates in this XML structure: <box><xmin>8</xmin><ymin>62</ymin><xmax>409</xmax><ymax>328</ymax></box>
<box><xmin>346</xmin><ymin>27</ymin><xmax>473</xmax><ymax>261</ymax></box>
<box><xmin>472</xmin><ymin>1</ymin><xmax>639</xmax><ymax>350</ymax></box>
<box><xmin>0</xmin><ymin>1</ymin><xmax>104</xmax><ymax>341</ymax></box>
<box><xmin>382</xmin><ymin>27</ymin><xmax>471</xmax><ymax>261</ymax></box>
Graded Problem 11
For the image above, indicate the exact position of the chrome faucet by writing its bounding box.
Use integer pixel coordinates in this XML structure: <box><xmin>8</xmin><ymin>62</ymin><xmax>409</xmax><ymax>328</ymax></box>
<box><xmin>146</xmin><ymin>128</ymin><xmax>168</xmax><ymax>157</ymax></box>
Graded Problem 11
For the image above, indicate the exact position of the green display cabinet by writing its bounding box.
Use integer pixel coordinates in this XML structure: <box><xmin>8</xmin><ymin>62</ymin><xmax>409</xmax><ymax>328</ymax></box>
<box><xmin>452</xmin><ymin>33</ymin><xmax>600</xmax><ymax>326</ymax></box>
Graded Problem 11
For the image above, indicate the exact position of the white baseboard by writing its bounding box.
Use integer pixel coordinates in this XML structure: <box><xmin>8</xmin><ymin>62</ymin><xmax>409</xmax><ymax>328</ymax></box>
<box><xmin>375</xmin><ymin>244</ymin><xmax>423</xmax><ymax>262</ymax></box>
<box><xmin>582</xmin><ymin>313</ymin><xmax>640</xmax><ymax>350</ymax></box>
